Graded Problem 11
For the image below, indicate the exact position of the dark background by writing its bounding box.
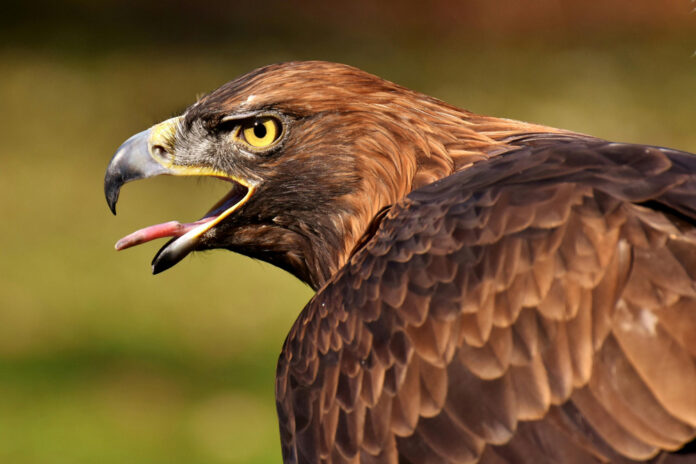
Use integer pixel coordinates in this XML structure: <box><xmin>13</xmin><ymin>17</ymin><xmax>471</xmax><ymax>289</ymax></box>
<box><xmin>1</xmin><ymin>1</ymin><xmax>694</xmax><ymax>463</ymax></box>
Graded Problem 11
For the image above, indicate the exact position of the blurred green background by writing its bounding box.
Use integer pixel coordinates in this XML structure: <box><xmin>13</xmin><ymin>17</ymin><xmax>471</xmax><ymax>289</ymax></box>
<box><xmin>1</xmin><ymin>1</ymin><xmax>694</xmax><ymax>463</ymax></box>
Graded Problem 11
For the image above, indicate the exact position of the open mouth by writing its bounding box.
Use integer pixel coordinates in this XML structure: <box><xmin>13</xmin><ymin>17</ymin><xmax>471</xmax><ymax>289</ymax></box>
<box><xmin>115</xmin><ymin>180</ymin><xmax>252</xmax><ymax>274</ymax></box>
<box><xmin>115</xmin><ymin>180</ymin><xmax>248</xmax><ymax>251</ymax></box>
<box><xmin>104</xmin><ymin>117</ymin><xmax>256</xmax><ymax>274</ymax></box>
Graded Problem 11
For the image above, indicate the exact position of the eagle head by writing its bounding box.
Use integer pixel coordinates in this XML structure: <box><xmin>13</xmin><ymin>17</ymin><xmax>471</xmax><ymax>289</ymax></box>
<box><xmin>104</xmin><ymin>61</ymin><xmax>543</xmax><ymax>288</ymax></box>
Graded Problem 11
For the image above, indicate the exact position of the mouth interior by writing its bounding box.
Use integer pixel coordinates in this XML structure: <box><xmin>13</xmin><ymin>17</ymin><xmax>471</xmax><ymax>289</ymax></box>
<box><xmin>115</xmin><ymin>180</ymin><xmax>249</xmax><ymax>251</ymax></box>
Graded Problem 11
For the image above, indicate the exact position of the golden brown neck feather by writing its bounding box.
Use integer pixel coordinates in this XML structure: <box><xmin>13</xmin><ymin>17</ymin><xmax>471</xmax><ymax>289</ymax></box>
<box><xmin>327</xmin><ymin>97</ymin><xmax>572</xmax><ymax>288</ymax></box>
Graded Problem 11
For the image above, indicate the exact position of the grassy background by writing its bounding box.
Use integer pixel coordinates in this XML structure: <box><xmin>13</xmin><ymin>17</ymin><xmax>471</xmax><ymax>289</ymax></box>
<box><xmin>1</xmin><ymin>2</ymin><xmax>695</xmax><ymax>463</ymax></box>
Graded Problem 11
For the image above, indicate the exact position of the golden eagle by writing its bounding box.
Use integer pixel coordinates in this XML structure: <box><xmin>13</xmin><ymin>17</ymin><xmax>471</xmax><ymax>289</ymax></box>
<box><xmin>104</xmin><ymin>61</ymin><xmax>696</xmax><ymax>463</ymax></box>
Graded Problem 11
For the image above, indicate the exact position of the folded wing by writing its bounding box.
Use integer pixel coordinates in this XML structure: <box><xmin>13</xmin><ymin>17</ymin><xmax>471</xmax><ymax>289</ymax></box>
<box><xmin>276</xmin><ymin>138</ymin><xmax>696</xmax><ymax>464</ymax></box>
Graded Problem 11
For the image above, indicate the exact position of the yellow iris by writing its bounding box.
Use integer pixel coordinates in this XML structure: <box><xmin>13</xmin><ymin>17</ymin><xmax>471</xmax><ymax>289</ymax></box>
<box><xmin>240</xmin><ymin>117</ymin><xmax>280</xmax><ymax>148</ymax></box>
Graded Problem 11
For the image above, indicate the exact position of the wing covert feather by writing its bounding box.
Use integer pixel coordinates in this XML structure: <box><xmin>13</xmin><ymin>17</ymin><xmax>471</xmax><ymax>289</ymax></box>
<box><xmin>276</xmin><ymin>139</ymin><xmax>696</xmax><ymax>463</ymax></box>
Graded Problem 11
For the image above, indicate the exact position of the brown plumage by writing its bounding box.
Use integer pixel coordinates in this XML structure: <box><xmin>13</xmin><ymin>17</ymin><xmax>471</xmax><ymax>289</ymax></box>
<box><xmin>104</xmin><ymin>61</ymin><xmax>696</xmax><ymax>463</ymax></box>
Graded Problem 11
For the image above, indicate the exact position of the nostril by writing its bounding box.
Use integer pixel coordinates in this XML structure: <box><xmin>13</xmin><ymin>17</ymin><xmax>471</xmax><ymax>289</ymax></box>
<box><xmin>152</xmin><ymin>144</ymin><xmax>174</xmax><ymax>161</ymax></box>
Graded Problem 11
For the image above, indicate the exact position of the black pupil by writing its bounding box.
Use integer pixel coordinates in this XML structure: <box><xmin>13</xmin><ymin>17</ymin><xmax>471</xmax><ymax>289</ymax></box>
<box><xmin>253</xmin><ymin>121</ymin><xmax>267</xmax><ymax>139</ymax></box>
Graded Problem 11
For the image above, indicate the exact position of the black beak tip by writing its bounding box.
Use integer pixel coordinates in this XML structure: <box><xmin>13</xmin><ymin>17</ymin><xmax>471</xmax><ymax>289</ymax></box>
<box><xmin>104</xmin><ymin>172</ymin><xmax>123</xmax><ymax>215</ymax></box>
<box><xmin>151</xmin><ymin>256</ymin><xmax>176</xmax><ymax>275</ymax></box>
<box><xmin>151</xmin><ymin>238</ymin><xmax>181</xmax><ymax>274</ymax></box>
<box><xmin>108</xmin><ymin>201</ymin><xmax>117</xmax><ymax>215</ymax></box>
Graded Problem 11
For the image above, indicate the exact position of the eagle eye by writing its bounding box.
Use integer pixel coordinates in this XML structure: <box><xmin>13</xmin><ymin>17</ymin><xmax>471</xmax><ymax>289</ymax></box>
<box><xmin>236</xmin><ymin>116</ymin><xmax>282</xmax><ymax>149</ymax></box>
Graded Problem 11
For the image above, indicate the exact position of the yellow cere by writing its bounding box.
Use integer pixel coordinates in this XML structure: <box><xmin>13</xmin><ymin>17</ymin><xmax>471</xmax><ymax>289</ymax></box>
<box><xmin>147</xmin><ymin>116</ymin><xmax>183</xmax><ymax>171</ymax></box>
<box><xmin>149</xmin><ymin>116</ymin><xmax>180</xmax><ymax>149</ymax></box>
<box><xmin>240</xmin><ymin>117</ymin><xmax>280</xmax><ymax>148</ymax></box>
<box><xmin>148</xmin><ymin>116</ymin><xmax>250</xmax><ymax>187</ymax></box>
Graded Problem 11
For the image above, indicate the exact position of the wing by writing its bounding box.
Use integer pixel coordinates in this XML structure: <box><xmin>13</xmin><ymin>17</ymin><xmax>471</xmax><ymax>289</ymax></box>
<box><xmin>276</xmin><ymin>138</ymin><xmax>696</xmax><ymax>464</ymax></box>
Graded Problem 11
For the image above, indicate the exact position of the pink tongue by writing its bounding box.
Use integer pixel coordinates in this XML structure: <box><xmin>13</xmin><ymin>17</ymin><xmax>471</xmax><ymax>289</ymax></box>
<box><xmin>115</xmin><ymin>217</ymin><xmax>216</xmax><ymax>251</ymax></box>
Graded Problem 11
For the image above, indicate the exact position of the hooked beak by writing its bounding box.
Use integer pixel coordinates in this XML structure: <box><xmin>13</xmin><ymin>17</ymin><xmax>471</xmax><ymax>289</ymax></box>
<box><xmin>104</xmin><ymin>117</ymin><xmax>253</xmax><ymax>274</ymax></box>
<box><xmin>105</xmin><ymin>123</ymin><xmax>171</xmax><ymax>215</ymax></box>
